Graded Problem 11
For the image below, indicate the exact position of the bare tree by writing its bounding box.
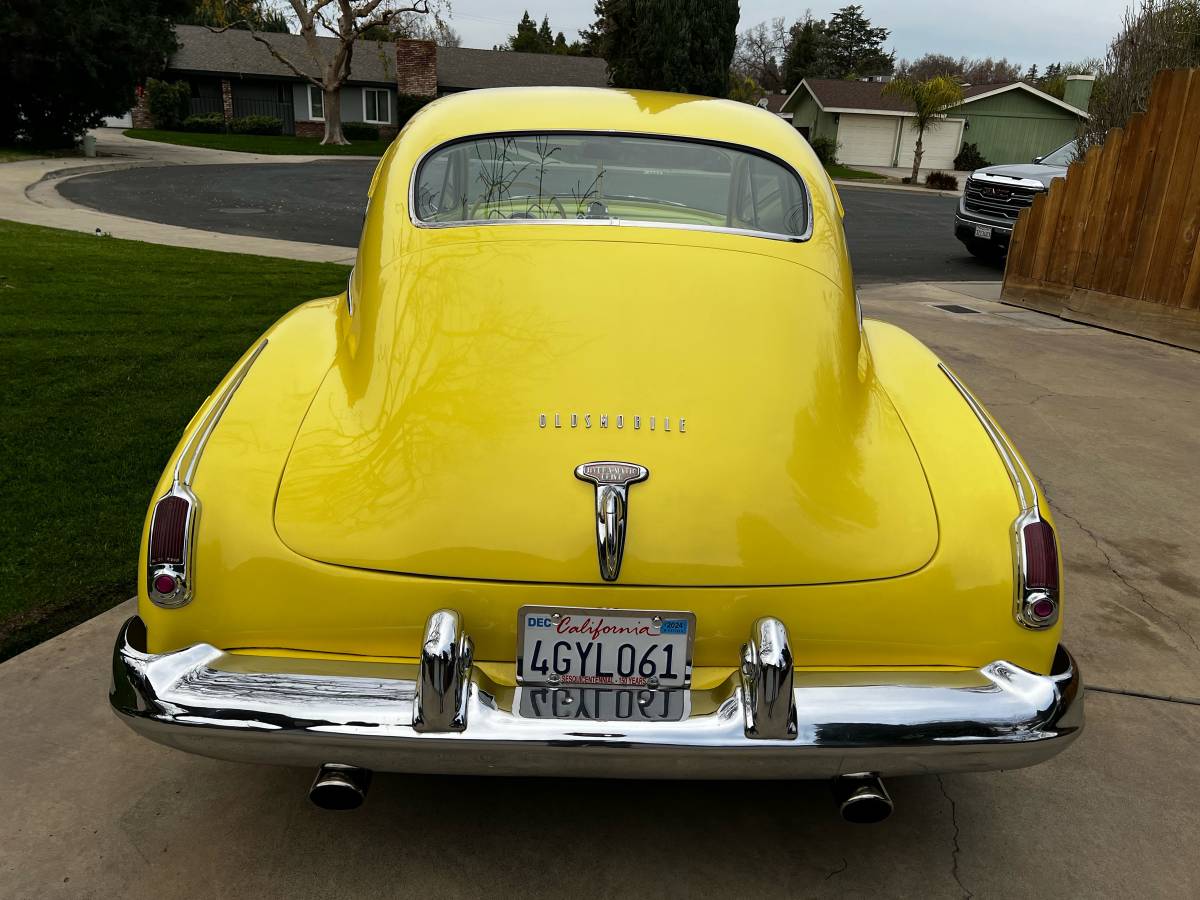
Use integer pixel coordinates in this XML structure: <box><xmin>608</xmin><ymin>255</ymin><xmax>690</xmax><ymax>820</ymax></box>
<box><xmin>1083</xmin><ymin>0</ymin><xmax>1200</xmax><ymax>150</ymax></box>
<box><xmin>242</xmin><ymin>1</ymin><xmax>446</xmax><ymax>145</ymax></box>
<box><xmin>733</xmin><ymin>17</ymin><xmax>788</xmax><ymax>92</ymax></box>
<box><xmin>391</xmin><ymin>9</ymin><xmax>460</xmax><ymax>46</ymax></box>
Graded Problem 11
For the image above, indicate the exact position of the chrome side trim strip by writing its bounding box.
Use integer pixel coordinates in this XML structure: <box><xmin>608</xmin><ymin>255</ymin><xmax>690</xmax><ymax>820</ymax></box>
<box><xmin>148</xmin><ymin>340</ymin><xmax>268</xmax><ymax>609</ymax></box>
<box><xmin>939</xmin><ymin>363</ymin><xmax>1059</xmax><ymax>630</ymax></box>
<box><xmin>938</xmin><ymin>362</ymin><xmax>1037</xmax><ymax>515</ymax></box>
<box><xmin>172</xmin><ymin>339</ymin><xmax>269</xmax><ymax>490</ymax></box>
<box><xmin>111</xmin><ymin>616</ymin><xmax>1083</xmax><ymax>779</ymax></box>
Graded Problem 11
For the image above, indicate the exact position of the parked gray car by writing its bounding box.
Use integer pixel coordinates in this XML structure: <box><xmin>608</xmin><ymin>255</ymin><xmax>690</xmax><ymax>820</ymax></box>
<box><xmin>955</xmin><ymin>141</ymin><xmax>1077</xmax><ymax>258</ymax></box>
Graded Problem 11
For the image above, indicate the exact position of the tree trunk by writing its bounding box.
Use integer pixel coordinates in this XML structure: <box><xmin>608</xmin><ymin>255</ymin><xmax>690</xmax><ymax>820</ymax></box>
<box><xmin>911</xmin><ymin>129</ymin><xmax>924</xmax><ymax>183</ymax></box>
<box><xmin>321</xmin><ymin>87</ymin><xmax>349</xmax><ymax>145</ymax></box>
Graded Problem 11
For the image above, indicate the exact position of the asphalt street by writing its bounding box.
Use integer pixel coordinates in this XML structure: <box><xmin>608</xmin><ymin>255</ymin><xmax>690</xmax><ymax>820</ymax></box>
<box><xmin>57</xmin><ymin>162</ymin><xmax>1004</xmax><ymax>283</ymax></box>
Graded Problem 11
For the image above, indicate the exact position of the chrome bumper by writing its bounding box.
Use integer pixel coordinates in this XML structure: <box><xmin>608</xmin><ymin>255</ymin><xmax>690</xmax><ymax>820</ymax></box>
<box><xmin>111</xmin><ymin>614</ymin><xmax>1082</xmax><ymax>779</ymax></box>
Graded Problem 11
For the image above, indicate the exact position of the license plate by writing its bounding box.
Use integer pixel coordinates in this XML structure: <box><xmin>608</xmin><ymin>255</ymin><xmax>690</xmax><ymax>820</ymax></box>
<box><xmin>517</xmin><ymin>686</ymin><xmax>688</xmax><ymax>722</ymax></box>
<box><xmin>974</xmin><ymin>224</ymin><xmax>993</xmax><ymax>239</ymax></box>
<box><xmin>517</xmin><ymin>606</ymin><xmax>695</xmax><ymax>688</ymax></box>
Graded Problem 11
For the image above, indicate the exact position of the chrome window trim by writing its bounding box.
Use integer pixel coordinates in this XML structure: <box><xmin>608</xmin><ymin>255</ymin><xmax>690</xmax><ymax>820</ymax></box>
<box><xmin>406</xmin><ymin>130</ymin><xmax>815</xmax><ymax>244</ymax></box>
<box><xmin>939</xmin><ymin>363</ymin><xmax>1059</xmax><ymax>630</ymax></box>
<box><xmin>148</xmin><ymin>339</ymin><xmax>268</xmax><ymax>608</ymax></box>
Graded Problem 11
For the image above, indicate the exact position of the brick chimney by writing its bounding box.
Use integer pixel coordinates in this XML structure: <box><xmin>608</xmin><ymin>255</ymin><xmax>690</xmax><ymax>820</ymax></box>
<box><xmin>396</xmin><ymin>40</ymin><xmax>437</xmax><ymax>98</ymax></box>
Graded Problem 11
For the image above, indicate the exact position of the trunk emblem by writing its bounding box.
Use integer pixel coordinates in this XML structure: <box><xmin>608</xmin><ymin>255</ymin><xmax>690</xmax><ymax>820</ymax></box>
<box><xmin>574</xmin><ymin>461</ymin><xmax>649</xmax><ymax>582</ymax></box>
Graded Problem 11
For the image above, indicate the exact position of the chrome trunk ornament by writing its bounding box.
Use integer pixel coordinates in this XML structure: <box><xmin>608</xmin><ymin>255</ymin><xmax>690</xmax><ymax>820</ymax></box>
<box><xmin>574</xmin><ymin>461</ymin><xmax>649</xmax><ymax>582</ymax></box>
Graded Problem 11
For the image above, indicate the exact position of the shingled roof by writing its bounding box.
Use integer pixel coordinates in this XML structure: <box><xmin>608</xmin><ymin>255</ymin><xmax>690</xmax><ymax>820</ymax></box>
<box><xmin>168</xmin><ymin>24</ymin><xmax>609</xmax><ymax>90</ymax></box>
<box><xmin>436</xmin><ymin>46</ymin><xmax>608</xmax><ymax>91</ymax></box>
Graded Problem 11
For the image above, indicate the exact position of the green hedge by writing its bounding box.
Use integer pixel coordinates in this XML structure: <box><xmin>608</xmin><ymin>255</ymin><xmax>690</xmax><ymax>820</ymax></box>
<box><xmin>342</xmin><ymin>121</ymin><xmax>380</xmax><ymax>140</ymax></box>
<box><xmin>181</xmin><ymin>112</ymin><xmax>225</xmax><ymax>133</ymax></box>
<box><xmin>230</xmin><ymin>115</ymin><xmax>282</xmax><ymax>135</ymax></box>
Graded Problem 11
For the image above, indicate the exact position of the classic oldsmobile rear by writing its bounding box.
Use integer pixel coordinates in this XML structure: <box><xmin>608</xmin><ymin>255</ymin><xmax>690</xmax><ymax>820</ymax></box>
<box><xmin>111</xmin><ymin>88</ymin><xmax>1081</xmax><ymax>822</ymax></box>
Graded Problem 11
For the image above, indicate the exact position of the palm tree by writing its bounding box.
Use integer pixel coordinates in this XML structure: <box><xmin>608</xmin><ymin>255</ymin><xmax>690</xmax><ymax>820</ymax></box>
<box><xmin>882</xmin><ymin>75</ymin><xmax>964</xmax><ymax>182</ymax></box>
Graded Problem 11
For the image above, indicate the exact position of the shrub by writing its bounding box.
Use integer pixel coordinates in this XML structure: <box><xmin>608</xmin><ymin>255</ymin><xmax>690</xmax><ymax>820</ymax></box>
<box><xmin>230</xmin><ymin>115</ymin><xmax>282</xmax><ymax>135</ymax></box>
<box><xmin>145</xmin><ymin>79</ymin><xmax>191</xmax><ymax>130</ymax></box>
<box><xmin>809</xmin><ymin>135</ymin><xmax>838</xmax><ymax>166</ymax></box>
<box><xmin>396</xmin><ymin>93</ymin><xmax>432</xmax><ymax>129</ymax></box>
<box><xmin>342</xmin><ymin>122</ymin><xmax>380</xmax><ymax>140</ymax></box>
<box><xmin>925</xmin><ymin>171</ymin><xmax>959</xmax><ymax>190</ymax></box>
<box><xmin>953</xmin><ymin>141</ymin><xmax>991</xmax><ymax>171</ymax></box>
<box><xmin>181</xmin><ymin>113</ymin><xmax>226</xmax><ymax>133</ymax></box>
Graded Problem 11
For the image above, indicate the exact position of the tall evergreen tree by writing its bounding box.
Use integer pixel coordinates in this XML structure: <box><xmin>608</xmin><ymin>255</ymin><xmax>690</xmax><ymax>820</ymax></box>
<box><xmin>537</xmin><ymin>15</ymin><xmax>555</xmax><ymax>52</ymax></box>
<box><xmin>606</xmin><ymin>0</ymin><xmax>739</xmax><ymax>97</ymax></box>
<box><xmin>822</xmin><ymin>4</ymin><xmax>893</xmax><ymax>77</ymax></box>
<box><xmin>509</xmin><ymin>11</ymin><xmax>541</xmax><ymax>52</ymax></box>
<box><xmin>782</xmin><ymin>16</ymin><xmax>828</xmax><ymax>87</ymax></box>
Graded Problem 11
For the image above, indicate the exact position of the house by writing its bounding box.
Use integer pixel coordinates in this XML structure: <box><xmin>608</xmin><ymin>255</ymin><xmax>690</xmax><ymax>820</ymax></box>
<box><xmin>134</xmin><ymin>25</ymin><xmax>609</xmax><ymax>138</ymax></box>
<box><xmin>783</xmin><ymin>75</ymin><xmax>1093</xmax><ymax>169</ymax></box>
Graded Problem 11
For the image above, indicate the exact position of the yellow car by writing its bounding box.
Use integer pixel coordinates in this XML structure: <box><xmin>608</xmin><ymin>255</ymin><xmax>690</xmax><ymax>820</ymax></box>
<box><xmin>111</xmin><ymin>88</ymin><xmax>1081</xmax><ymax>822</ymax></box>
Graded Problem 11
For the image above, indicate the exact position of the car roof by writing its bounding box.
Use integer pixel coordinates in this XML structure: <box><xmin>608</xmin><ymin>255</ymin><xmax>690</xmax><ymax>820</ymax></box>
<box><xmin>390</xmin><ymin>87</ymin><xmax>821</xmax><ymax>184</ymax></box>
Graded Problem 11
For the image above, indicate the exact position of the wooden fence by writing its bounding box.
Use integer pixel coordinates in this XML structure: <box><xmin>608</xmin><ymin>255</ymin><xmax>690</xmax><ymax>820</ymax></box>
<box><xmin>1002</xmin><ymin>68</ymin><xmax>1200</xmax><ymax>351</ymax></box>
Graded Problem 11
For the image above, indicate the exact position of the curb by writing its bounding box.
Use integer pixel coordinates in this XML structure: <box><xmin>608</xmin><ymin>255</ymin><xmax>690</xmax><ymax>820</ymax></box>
<box><xmin>832</xmin><ymin>178</ymin><xmax>963</xmax><ymax>199</ymax></box>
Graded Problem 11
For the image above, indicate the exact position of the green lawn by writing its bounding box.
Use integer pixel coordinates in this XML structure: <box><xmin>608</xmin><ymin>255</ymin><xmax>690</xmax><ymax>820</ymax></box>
<box><xmin>0</xmin><ymin>147</ymin><xmax>82</xmax><ymax>164</ymax></box>
<box><xmin>124</xmin><ymin>129</ymin><xmax>392</xmax><ymax>157</ymax></box>
<box><xmin>0</xmin><ymin>221</ymin><xmax>350</xmax><ymax>660</ymax></box>
<box><xmin>825</xmin><ymin>163</ymin><xmax>887</xmax><ymax>181</ymax></box>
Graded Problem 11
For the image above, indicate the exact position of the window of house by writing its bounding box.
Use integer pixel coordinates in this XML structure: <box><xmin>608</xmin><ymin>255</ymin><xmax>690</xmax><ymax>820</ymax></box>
<box><xmin>363</xmin><ymin>89</ymin><xmax>390</xmax><ymax>124</ymax></box>
<box><xmin>308</xmin><ymin>85</ymin><xmax>324</xmax><ymax>121</ymax></box>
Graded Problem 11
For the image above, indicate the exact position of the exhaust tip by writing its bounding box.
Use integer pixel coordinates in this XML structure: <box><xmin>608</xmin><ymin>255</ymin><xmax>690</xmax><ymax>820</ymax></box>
<box><xmin>309</xmin><ymin>764</ymin><xmax>371</xmax><ymax>810</ymax></box>
<box><xmin>833</xmin><ymin>773</ymin><xmax>893</xmax><ymax>824</ymax></box>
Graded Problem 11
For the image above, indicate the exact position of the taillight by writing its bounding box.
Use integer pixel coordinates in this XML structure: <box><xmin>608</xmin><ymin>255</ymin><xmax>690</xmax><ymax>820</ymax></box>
<box><xmin>147</xmin><ymin>491</ymin><xmax>194</xmax><ymax>607</ymax></box>
<box><xmin>1022</xmin><ymin>520</ymin><xmax>1059</xmax><ymax>591</ymax></box>
<box><xmin>1017</xmin><ymin>516</ymin><xmax>1059</xmax><ymax>628</ymax></box>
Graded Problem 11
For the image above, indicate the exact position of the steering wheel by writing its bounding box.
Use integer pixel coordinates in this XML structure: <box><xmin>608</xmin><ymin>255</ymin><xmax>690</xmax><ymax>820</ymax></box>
<box><xmin>470</xmin><ymin>181</ymin><xmax>566</xmax><ymax>220</ymax></box>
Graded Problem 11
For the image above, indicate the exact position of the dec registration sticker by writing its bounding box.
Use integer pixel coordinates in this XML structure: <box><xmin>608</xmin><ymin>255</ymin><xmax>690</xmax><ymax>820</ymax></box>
<box><xmin>516</xmin><ymin>606</ymin><xmax>696</xmax><ymax>688</ymax></box>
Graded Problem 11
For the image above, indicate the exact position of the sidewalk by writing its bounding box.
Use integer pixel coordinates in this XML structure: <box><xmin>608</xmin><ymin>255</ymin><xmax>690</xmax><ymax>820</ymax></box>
<box><xmin>0</xmin><ymin>129</ymin><xmax>358</xmax><ymax>264</ymax></box>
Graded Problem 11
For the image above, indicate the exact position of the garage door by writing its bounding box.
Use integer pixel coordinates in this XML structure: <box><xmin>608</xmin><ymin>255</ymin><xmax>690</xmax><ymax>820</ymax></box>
<box><xmin>836</xmin><ymin>114</ymin><xmax>900</xmax><ymax>166</ymax></box>
<box><xmin>897</xmin><ymin>118</ymin><xmax>965</xmax><ymax>170</ymax></box>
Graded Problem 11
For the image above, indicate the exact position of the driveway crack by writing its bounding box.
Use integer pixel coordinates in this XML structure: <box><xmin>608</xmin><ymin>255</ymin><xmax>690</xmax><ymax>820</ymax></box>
<box><xmin>937</xmin><ymin>776</ymin><xmax>973</xmax><ymax>899</ymax></box>
<box><xmin>1043</xmin><ymin>485</ymin><xmax>1199</xmax><ymax>654</ymax></box>
<box><xmin>823</xmin><ymin>857</ymin><xmax>848</xmax><ymax>881</ymax></box>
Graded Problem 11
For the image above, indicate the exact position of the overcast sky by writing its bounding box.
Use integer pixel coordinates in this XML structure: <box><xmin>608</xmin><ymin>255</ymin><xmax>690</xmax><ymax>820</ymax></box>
<box><xmin>448</xmin><ymin>1</ymin><xmax>1129</xmax><ymax>67</ymax></box>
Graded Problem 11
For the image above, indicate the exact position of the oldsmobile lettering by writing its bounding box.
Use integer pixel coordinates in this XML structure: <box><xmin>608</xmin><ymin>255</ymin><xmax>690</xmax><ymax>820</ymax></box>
<box><xmin>539</xmin><ymin>412</ymin><xmax>687</xmax><ymax>433</ymax></box>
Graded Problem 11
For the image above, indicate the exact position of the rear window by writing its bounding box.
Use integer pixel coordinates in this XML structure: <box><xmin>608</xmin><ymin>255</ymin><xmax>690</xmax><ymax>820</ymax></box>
<box><xmin>412</xmin><ymin>133</ymin><xmax>810</xmax><ymax>240</ymax></box>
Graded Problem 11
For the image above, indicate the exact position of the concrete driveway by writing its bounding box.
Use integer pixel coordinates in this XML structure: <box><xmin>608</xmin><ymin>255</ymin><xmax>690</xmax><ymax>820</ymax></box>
<box><xmin>2</xmin><ymin>281</ymin><xmax>1197</xmax><ymax>898</ymax></box>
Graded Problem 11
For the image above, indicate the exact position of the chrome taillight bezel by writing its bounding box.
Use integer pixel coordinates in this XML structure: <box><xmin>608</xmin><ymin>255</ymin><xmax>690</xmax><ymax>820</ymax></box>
<box><xmin>1012</xmin><ymin>510</ymin><xmax>1060</xmax><ymax>629</ymax></box>
<box><xmin>147</xmin><ymin>485</ymin><xmax>199</xmax><ymax>608</ymax></box>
